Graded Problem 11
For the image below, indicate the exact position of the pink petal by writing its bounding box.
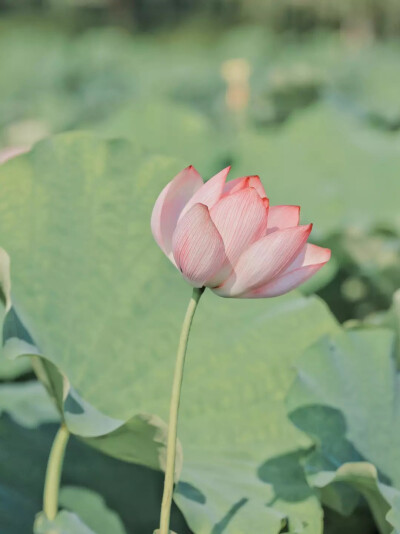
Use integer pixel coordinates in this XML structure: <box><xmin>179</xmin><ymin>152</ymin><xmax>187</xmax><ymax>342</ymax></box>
<box><xmin>172</xmin><ymin>204</ymin><xmax>227</xmax><ymax>288</ymax></box>
<box><xmin>240</xmin><ymin>245</ymin><xmax>331</xmax><ymax>298</ymax></box>
<box><xmin>151</xmin><ymin>166</ymin><xmax>203</xmax><ymax>257</ymax></box>
<box><xmin>223</xmin><ymin>175</ymin><xmax>267</xmax><ymax>199</ymax></box>
<box><xmin>179</xmin><ymin>167</ymin><xmax>231</xmax><ymax>220</ymax></box>
<box><xmin>210</xmin><ymin>187</ymin><xmax>268</xmax><ymax>267</ymax></box>
<box><xmin>214</xmin><ymin>224</ymin><xmax>312</xmax><ymax>296</ymax></box>
<box><xmin>267</xmin><ymin>205</ymin><xmax>300</xmax><ymax>234</ymax></box>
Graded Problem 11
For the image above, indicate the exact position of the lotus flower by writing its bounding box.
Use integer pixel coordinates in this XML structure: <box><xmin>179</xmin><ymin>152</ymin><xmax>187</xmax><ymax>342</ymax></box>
<box><xmin>151</xmin><ymin>166</ymin><xmax>330</xmax><ymax>297</ymax></box>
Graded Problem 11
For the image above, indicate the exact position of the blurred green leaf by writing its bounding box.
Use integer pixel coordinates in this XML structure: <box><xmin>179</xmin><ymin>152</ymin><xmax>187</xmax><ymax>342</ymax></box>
<box><xmin>336</xmin><ymin>44</ymin><xmax>400</xmax><ymax>131</ymax></box>
<box><xmin>232</xmin><ymin>106</ymin><xmax>400</xmax><ymax>239</ymax></box>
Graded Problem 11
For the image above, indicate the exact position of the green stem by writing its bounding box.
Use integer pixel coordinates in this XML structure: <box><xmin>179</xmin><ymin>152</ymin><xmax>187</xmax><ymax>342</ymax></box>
<box><xmin>43</xmin><ymin>423</ymin><xmax>70</xmax><ymax>521</ymax></box>
<box><xmin>159</xmin><ymin>287</ymin><xmax>205</xmax><ymax>534</ymax></box>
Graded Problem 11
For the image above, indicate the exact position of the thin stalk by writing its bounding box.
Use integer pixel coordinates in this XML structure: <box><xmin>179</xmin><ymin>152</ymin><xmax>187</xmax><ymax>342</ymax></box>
<box><xmin>43</xmin><ymin>423</ymin><xmax>70</xmax><ymax>521</ymax></box>
<box><xmin>158</xmin><ymin>286</ymin><xmax>204</xmax><ymax>534</ymax></box>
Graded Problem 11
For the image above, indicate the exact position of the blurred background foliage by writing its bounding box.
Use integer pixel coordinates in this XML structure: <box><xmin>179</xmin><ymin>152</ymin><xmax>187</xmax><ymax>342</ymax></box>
<box><xmin>1</xmin><ymin>1</ymin><xmax>400</xmax><ymax>533</ymax></box>
<box><xmin>4</xmin><ymin>0</ymin><xmax>400</xmax><ymax>36</ymax></box>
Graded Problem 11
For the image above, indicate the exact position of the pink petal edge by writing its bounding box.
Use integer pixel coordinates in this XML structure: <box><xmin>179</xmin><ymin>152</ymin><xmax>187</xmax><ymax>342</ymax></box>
<box><xmin>151</xmin><ymin>165</ymin><xmax>203</xmax><ymax>257</ymax></box>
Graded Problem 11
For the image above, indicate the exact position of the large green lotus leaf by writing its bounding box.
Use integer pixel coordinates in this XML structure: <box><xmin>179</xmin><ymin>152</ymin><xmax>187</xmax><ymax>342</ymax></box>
<box><xmin>287</xmin><ymin>329</ymin><xmax>400</xmax><ymax>532</ymax></box>
<box><xmin>158</xmin><ymin>290</ymin><xmax>337</xmax><ymax>531</ymax></box>
<box><xmin>170</xmin><ymin>292</ymin><xmax>338</xmax><ymax>532</ymax></box>
<box><xmin>0</xmin><ymin>286</ymin><xmax>182</xmax><ymax>474</ymax></box>
<box><xmin>231</xmin><ymin>105</ymin><xmax>400</xmax><ymax>239</ymax></box>
<box><xmin>0</xmin><ymin>133</ymin><xmax>338</xmax><ymax>532</ymax></box>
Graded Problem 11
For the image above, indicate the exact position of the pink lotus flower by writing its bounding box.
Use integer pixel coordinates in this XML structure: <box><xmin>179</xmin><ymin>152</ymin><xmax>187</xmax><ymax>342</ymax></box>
<box><xmin>151</xmin><ymin>166</ymin><xmax>330</xmax><ymax>298</ymax></box>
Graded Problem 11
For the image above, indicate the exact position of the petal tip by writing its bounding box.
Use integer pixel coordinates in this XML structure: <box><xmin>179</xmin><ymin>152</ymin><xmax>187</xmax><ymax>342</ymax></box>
<box><xmin>186</xmin><ymin>164</ymin><xmax>200</xmax><ymax>174</ymax></box>
<box><xmin>322</xmin><ymin>247</ymin><xmax>332</xmax><ymax>263</ymax></box>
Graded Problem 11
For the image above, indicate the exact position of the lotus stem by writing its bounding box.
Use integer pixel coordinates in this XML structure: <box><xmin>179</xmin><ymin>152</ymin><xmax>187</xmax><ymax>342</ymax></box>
<box><xmin>43</xmin><ymin>422</ymin><xmax>70</xmax><ymax>521</ymax></box>
<box><xmin>159</xmin><ymin>286</ymin><xmax>205</xmax><ymax>534</ymax></box>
